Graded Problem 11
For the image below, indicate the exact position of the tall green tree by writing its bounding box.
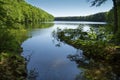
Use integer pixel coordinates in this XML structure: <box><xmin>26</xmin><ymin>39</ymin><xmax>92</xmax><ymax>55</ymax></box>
<box><xmin>89</xmin><ymin>0</ymin><xmax>119</xmax><ymax>34</ymax></box>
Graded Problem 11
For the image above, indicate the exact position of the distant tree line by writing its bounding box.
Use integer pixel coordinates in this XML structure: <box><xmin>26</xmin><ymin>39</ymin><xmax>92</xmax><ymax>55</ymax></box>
<box><xmin>55</xmin><ymin>12</ymin><xmax>107</xmax><ymax>22</ymax></box>
<box><xmin>0</xmin><ymin>0</ymin><xmax>54</xmax><ymax>25</ymax></box>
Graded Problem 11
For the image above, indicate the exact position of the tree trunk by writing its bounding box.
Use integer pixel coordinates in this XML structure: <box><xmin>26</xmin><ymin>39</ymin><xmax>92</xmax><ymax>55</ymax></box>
<box><xmin>112</xmin><ymin>0</ymin><xmax>118</xmax><ymax>34</ymax></box>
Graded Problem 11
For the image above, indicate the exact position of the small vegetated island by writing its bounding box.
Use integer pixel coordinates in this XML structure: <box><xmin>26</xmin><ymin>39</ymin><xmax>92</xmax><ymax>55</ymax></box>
<box><xmin>0</xmin><ymin>0</ymin><xmax>54</xmax><ymax>80</ymax></box>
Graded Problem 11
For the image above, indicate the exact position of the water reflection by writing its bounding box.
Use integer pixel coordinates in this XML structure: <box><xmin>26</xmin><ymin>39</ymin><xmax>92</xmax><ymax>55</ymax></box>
<box><xmin>22</xmin><ymin>22</ymin><xmax>84</xmax><ymax>80</ymax></box>
<box><xmin>0</xmin><ymin>24</ymin><xmax>28</xmax><ymax>80</ymax></box>
<box><xmin>55</xmin><ymin>23</ymin><xmax>120</xmax><ymax>80</ymax></box>
<box><xmin>52</xmin><ymin>21</ymin><xmax>120</xmax><ymax>80</ymax></box>
<box><xmin>25</xmin><ymin>22</ymin><xmax>54</xmax><ymax>29</ymax></box>
<box><xmin>0</xmin><ymin>24</ymin><xmax>27</xmax><ymax>52</ymax></box>
<box><xmin>53</xmin><ymin>21</ymin><xmax>106</xmax><ymax>25</ymax></box>
<box><xmin>22</xmin><ymin>21</ymin><xmax>110</xmax><ymax>80</ymax></box>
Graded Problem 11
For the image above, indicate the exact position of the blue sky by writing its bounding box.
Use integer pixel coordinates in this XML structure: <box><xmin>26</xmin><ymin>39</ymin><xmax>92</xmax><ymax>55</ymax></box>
<box><xmin>26</xmin><ymin>0</ymin><xmax>113</xmax><ymax>17</ymax></box>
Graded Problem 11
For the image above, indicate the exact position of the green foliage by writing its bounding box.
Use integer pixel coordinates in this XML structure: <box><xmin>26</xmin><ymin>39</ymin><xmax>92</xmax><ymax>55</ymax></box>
<box><xmin>54</xmin><ymin>26</ymin><xmax>120</xmax><ymax>80</ymax></box>
<box><xmin>0</xmin><ymin>0</ymin><xmax>54</xmax><ymax>26</ymax></box>
<box><xmin>0</xmin><ymin>52</ymin><xmax>26</xmax><ymax>80</ymax></box>
<box><xmin>54</xmin><ymin>26</ymin><xmax>119</xmax><ymax>61</ymax></box>
<box><xmin>0</xmin><ymin>24</ymin><xmax>28</xmax><ymax>79</ymax></box>
<box><xmin>78</xmin><ymin>61</ymin><xmax>120</xmax><ymax>80</ymax></box>
<box><xmin>0</xmin><ymin>22</ymin><xmax>53</xmax><ymax>79</ymax></box>
<box><xmin>0</xmin><ymin>28</ymin><xmax>27</xmax><ymax>53</ymax></box>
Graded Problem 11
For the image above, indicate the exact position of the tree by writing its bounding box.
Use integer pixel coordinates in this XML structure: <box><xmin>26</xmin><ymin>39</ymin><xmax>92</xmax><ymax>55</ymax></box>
<box><xmin>89</xmin><ymin>0</ymin><xmax>118</xmax><ymax>34</ymax></box>
<box><xmin>0</xmin><ymin>0</ymin><xmax>54</xmax><ymax>25</ymax></box>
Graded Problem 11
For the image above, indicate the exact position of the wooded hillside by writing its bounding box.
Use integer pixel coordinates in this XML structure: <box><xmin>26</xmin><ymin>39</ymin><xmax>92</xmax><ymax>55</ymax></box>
<box><xmin>0</xmin><ymin>0</ymin><xmax>54</xmax><ymax>25</ymax></box>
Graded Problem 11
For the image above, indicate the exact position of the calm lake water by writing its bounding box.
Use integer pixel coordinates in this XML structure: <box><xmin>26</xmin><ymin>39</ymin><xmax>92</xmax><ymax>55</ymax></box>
<box><xmin>21</xmin><ymin>21</ymin><xmax>106</xmax><ymax>80</ymax></box>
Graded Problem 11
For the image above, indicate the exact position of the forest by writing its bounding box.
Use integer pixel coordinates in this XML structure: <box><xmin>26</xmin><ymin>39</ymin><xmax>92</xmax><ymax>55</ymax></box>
<box><xmin>0</xmin><ymin>0</ymin><xmax>120</xmax><ymax>80</ymax></box>
<box><xmin>0</xmin><ymin>0</ymin><xmax>54</xmax><ymax>80</ymax></box>
<box><xmin>55</xmin><ymin>12</ymin><xmax>107</xmax><ymax>22</ymax></box>
<box><xmin>0</xmin><ymin>0</ymin><xmax>54</xmax><ymax>26</ymax></box>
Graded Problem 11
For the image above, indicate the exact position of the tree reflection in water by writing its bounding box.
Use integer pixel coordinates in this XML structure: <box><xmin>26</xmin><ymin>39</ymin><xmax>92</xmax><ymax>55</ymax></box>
<box><xmin>52</xmin><ymin>24</ymin><xmax>120</xmax><ymax>80</ymax></box>
<box><xmin>0</xmin><ymin>24</ymin><xmax>27</xmax><ymax>80</ymax></box>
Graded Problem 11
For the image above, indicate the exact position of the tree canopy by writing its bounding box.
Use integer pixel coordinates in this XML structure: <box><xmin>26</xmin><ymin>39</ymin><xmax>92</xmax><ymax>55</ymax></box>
<box><xmin>0</xmin><ymin>0</ymin><xmax>54</xmax><ymax>25</ymax></box>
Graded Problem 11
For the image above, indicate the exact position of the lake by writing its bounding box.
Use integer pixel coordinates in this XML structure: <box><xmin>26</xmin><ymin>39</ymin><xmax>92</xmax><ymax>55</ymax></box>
<box><xmin>21</xmin><ymin>21</ymin><xmax>106</xmax><ymax>80</ymax></box>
